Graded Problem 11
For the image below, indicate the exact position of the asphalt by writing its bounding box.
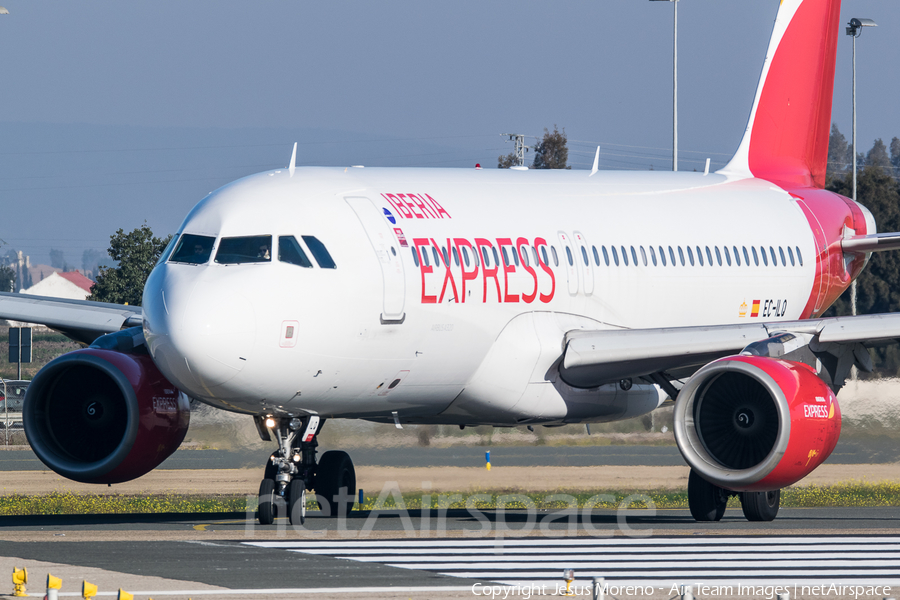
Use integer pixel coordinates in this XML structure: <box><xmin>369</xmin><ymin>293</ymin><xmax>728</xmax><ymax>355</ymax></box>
<box><xmin>1</xmin><ymin>435</ymin><xmax>897</xmax><ymax>471</ymax></box>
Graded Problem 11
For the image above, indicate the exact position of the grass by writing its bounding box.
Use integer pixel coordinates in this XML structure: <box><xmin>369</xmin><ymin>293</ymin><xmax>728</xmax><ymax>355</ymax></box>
<box><xmin>4</xmin><ymin>482</ymin><xmax>900</xmax><ymax>516</ymax></box>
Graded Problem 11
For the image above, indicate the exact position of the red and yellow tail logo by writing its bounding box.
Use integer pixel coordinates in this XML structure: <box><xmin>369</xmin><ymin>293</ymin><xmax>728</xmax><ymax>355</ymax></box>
<box><xmin>750</xmin><ymin>300</ymin><xmax>761</xmax><ymax>317</ymax></box>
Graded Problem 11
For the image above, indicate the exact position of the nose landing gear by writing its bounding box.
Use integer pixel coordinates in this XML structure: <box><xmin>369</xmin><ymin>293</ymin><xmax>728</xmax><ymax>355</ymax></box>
<box><xmin>254</xmin><ymin>415</ymin><xmax>356</xmax><ymax>525</ymax></box>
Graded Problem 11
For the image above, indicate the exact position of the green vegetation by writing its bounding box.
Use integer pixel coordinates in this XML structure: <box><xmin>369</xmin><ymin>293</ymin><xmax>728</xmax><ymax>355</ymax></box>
<box><xmin>0</xmin><ymin>326</ymin><xmax>80</xmax><ymax>380</ymax></box>
<box><xmin>5</xmin><ymin>482</ymin><xmax>900</xmax><ymax>516</ymax></box>
<box><xmin>88</xmin><ymin>223</ymin><xmax>172</xmax><ymax>307</ymax></box>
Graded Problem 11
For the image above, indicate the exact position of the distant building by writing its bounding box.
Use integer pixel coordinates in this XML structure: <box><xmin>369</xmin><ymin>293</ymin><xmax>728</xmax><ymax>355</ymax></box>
<box><xmin>22</xmin><ymin>271</ymin><xmax>94</xmax><ymax>300</ymax></box>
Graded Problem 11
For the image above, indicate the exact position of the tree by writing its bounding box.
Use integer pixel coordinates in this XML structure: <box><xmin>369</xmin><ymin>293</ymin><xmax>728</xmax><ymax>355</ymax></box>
<box><xmin>49</xmin><ymin>248</ymin><xmax>65</xmax><ymax>269</ymax></box>
<box><xmin>82</xmin><ymin>249</ymin><xmax>104</xmax><ymax>280</ymax></box>
<box><xmin>826</xmin><ymin>124</ymin><xmax>851</xmax><ymax>186</ymax></box>
<box><xmin>826</xmin><ymin>138</ymin><xmax>900</xmax><ymax>376</ymax></box>
<box><xmin>532</xmin><ymin>126</ymin><xmax>570</xmax><ymax>170</ymax></box>
<box><xmin>891</xmin><ymin>137</ymin><xmax>900</xmax><ymax>178</ymax></box>
<box><xmin>497</xmin><ymin>152</ymin><xmax>518</xmax><ymax>169</ymax></box>
<box><xmin>0</xmin><ymin>266</ymin><xmax>14</xmax><ymax>293</ymax></box>
<box><xmin>88</xmin><ymin>223</ymin><xmax>172</xmax><ymax>306</ymax></box>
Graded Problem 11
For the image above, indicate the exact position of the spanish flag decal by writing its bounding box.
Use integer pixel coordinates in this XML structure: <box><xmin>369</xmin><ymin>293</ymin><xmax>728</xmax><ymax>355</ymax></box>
<box><xmin>750</xmin><ymin>300</ymin><xmax>761</xmax><ymax>317</ymax></box>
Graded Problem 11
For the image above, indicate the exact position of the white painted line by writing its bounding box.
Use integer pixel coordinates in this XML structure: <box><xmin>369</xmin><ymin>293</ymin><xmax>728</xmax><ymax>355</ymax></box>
<box><xmin>246</xmin><ymin>535</ymin><xmax>900</xmax><ymax>549</ymax></box>
<box><xmin>50</xmin><ymin>586</ymin><xmax>475</xmax><ymax>597</ymax></box>
<box><xmin>288</xmin><ymin>547</ymin><xmax>900</xmax><ymax>558</ymax></box>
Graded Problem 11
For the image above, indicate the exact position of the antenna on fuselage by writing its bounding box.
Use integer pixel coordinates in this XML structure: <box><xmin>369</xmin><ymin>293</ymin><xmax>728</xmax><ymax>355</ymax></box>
<box><xmin>590</xmin><ymin>146</ymin><xmax>600</xmax><ymax>177</ymax></box>
<box><xmin>288</xmin><ymin>142</ymin><xmax>297</xmax><ymax>176</ymax></box>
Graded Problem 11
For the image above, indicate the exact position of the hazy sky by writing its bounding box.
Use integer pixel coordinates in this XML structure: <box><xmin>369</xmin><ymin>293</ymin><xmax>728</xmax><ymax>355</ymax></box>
<box><xmin>1</xmin><ymin>1</ymin><xmax>898</xmax><ymax>269</ymax></box>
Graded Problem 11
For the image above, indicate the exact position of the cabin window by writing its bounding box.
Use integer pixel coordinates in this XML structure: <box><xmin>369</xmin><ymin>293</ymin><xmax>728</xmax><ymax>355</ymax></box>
<box><xmin>481</xmin><ymin>247</ymin><xmax>490</xmax><ymax>267</ymax></box>
<box><xmin>705</xmin><ymin>246</ymin><xmax>713</xmax><ymax>266</ymax></box>
<box><xmin>621</xmin><ymin>246</ymin><xmax>629</xmax><ymax>266</ymax></box>
<box><xmin>743</xmin><ymin>246</ymin><xmax>751</xmax><ymax>266</ymax></box>
<box><xmin>541</xmin><ymin>246</ymin><xmax>549</xmax><ymax>266</ymax></box>
<box><xmin>649</xmin><ymin>245</ymin><xmax>657</xmax><ymax>266</ymax></box>
<box><xmin>796</xmin><ymin>246</ymin><xmax>803</xmax><ymax>266</ymax></box>
<box><xmin>724</xmin><ymin>246</ymin><xmax>732</xmax><ymax>266</ymax></box>
<box><xmin>787</xmin><ymin>246</ymin><xmax>795</xmax><ymax>266</ymax></box>
<box><xmin>278</xmin><ymin>236</ymin><xmax>313</xmax><ymax>268</ymax></box>
<box><xmin>592</xmin><ymin>246</ymin><xmax>600</xmax><ymax>266</ymax></box>
<box><xmin>770</xmin><ymin>246</ymin><xmax>778</xmax><ymax>266</ymax></box>
<box><xmin>677</xmin><ymin>246</ymin><xmax>685</xmax><ymax>266</ymax></box>
<box><xmin>602</xmin><ymin>246</ymin><xmax>610</xmax><ymax>266</ymax></box>
<box><xmin>432</xmin><ymin>247</ymin><xmax>441</xmax><ymax>266</ymax></box>
<box><xmin>659</xmin><ymin>246</ymin><xmax>667</xmax><ymax>266</ymax></box>
<box><xmin>611</xmin><ymin>246</ymin><xmax>619</xmax><ymax>266</ymax></box>
<box><xmin>733</xmin><ymin>246</ymin><xmax>741</xmax><ymax>266</ymax></box>
<box><xmin>630</xmin><ymin>246</ymin><xmax>638</xmax><ymax>266</ymax></box>
<box><xmin>760</xmin><ymin>246</ymin><xmax>768</xmax><ymax>266</ymax></box>
<box><xmin>715</xmin><ymin>246</ymin><xmax>722</xmax><ymax>266</ymax></box>
<box><xmin>441</xmin><ymin>246</ymin><xmax>450</xmax><ymax>266</ymax></box>
<box><xmin>565</xmin><ymin>246</ymin><xmax>574</xmax><ymax>266</ymax></box>
<box><xmin>640</xmin><ymin>246</ymin><xmax>648</xmax><ymax>266</ymax></box>
<box><xmin>668</xmin><ymin>246</ymin><xmax>676</xmax><ymax>266</ymax></box>
<box><xmin>520</xmin><ymin>245</ymin><xmax>530</xmax><ymax>267</ymax></box>
<box><xmin>696</xmin><ymin>246</ymin><xmax>704</xmax><ymax>266</ymax></box>
<box><xmin>169</xmin><ymin>233</ymin><xmax>215</xmax><ymax>265</ymax></box>
<box><xmin>551</xmin><ymin>246</ymin><xmax>559</xmax><ymax>267</ymax></box>
<box><xmin>532</xmin><ymin>247</ymin><xmax>539</xmax><ymax>266</ymax></box>
<box><xmin>492</xmin><ymin>247</ymin><xmax>500</xmax><ymax>267</ymax></box>
<box><xmin>581</xmin><ymin>246</ymin><xmax>589</xmax><ymax>266</ymax></box>
<box><xmin>412</xmin><ymin>247</ymin><xmax>420</xmax><ymax>267</ymax></box>
<box><xmin>452</xmin><ymin>247</ymin><xmax>460</xmax><ymax>267</ymax></box>
<box><xmin>215</xmin><ymin>235</ymin><xmax>273</xmax><ymax>265</ymax></box>
<box><xmin>512</xmin><ymin>245</ymin><xmax>520</xmax><ymax>267</ymax></box>
<box><xmin>686</xmin><ymin>246</ymin><xmax>695</xmax><ymax>266</ymax></box>
<box><xmin>502</xmin><ymin>247</ymin><xmax>510</xmax><ymax>267</ymax></box>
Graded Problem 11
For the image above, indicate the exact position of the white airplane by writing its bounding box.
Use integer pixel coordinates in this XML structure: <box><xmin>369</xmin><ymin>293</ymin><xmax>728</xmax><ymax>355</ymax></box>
<box><xmin>3</xmin><ymin>0</ymin><xmax>900</xmax><ymax>525</ymax></box>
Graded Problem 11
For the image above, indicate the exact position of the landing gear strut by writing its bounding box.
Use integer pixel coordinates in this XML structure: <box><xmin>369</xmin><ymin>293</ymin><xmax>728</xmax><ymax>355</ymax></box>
<box><xmin>687</xmin><ymin>469</ymin><xmax>781</xmax><ymax>522</ymax></box>
<box><xmin>255</xmin><ymin>415</ymin><xmax>356</xmax><ymax>525</ymax></box>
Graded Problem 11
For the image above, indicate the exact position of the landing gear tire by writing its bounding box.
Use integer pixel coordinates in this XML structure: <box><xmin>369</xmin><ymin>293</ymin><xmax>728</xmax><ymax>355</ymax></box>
<box><xmin>740</xmin><ymin>489</ymin><xmax>780</xmax><ymax>521</ymax></box>
<box><xmin>258</xmin><ymin>478</ymin><xmax>276</xmax><ymax>525</ymax></box>
<box><xmin>316</xmin><ymin>450</ymin><xmax>356</xmax><ymax>517</ymax></box>
<box><xmin>688</xmin><ymin>469</ymin><xmax>728</xmax><ymax>522</ymax></box>
<box><xmin>288</xmin><ymin>478</ymin><xmax>307</xmax><ymax>526</ymax></box>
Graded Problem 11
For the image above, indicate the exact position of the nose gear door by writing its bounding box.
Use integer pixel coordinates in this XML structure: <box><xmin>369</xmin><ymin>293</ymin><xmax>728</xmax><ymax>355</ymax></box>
<box><xmin>346</xmin><ymin>197</ymin><xmax>406</xmax><ymax>323</ymax></box>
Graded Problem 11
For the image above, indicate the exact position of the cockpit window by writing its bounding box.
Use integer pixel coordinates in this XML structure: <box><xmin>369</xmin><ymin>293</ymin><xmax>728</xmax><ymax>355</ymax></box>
<box><xmin>278</xmin><ymin>236</ymin><xmax>313</xmax><ymax>268</ymax></box>
<box><xmin>158</xmin><ymin>235</ymin><xmax>179</xmax><ymax>265</ymax></box>
<box><xmin>301</xmin><ymin>235</ymin><xmax>336</xmax><ymax>269</ymax></box>
<box><xmin>215</xmin><ymin>235</ymin><xmax>273</xmax><ymax>264</ymax></box>
<box><xmin>169</xmin><ymin>234</ymin><xmax>215</xmax><ymax>265</ymax></box>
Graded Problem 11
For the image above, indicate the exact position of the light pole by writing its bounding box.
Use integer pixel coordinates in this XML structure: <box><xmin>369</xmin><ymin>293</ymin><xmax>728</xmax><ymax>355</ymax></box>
<box><xmin>651</xmin><ymin>0</ymin><xmax>678</xmax><ymax>172</ymax></box>
<box><xmin>846</xmin><ymin>17</ymin><xmax>875</xmax><ymax>380</ymax></box>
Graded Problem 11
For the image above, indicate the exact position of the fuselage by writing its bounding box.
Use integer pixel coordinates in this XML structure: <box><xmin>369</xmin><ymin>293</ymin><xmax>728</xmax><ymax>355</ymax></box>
<box><xmin>142</xmin><ymin>166</ymin><xmax>872</xmax><ymax>424</ymax></box>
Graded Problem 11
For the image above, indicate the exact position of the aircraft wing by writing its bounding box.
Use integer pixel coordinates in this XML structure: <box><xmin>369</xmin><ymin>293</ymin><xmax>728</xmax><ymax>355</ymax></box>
<box><xmin>0</xmin><ymin>292</ymin><xmax>141</xmax><ymax>345</ymax></box>
<box><xmin>560</xmin><ymin>313</ymin><xmax>900</xmax><ymax>389</ymax></box>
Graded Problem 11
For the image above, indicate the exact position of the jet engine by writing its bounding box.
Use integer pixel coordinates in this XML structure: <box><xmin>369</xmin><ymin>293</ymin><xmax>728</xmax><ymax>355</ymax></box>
<box><xmin>24</xmin><ymin>345</ymin><xmax>189</xmax><ymax>484</ymax></box>
<box><xmin>673</xmin><ymin>355</ymin><xmax>840</xmax><ymax>492</ymax></box>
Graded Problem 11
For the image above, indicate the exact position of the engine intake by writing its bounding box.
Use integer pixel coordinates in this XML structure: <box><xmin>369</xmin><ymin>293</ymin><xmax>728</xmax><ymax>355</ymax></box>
<box><xmin>24</xmin><ymin>347</ymin><xmax>189</xmax><ymax>484</ymax></box>
<box><xmin>674</xmin><ymin>355</ymin><xmax>840</xmax><ymax>492</ymax></box>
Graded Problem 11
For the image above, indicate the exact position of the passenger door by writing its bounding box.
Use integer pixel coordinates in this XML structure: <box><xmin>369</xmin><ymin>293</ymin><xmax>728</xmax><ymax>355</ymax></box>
<box><xmin>345</xmin><ymin>197</ymin><xmax>406</xmax><ymax>323</ymax></box>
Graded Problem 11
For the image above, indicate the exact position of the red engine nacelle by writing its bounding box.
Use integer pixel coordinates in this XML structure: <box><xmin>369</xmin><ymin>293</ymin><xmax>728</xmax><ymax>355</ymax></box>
<box><xmin>23</xmin><ymin>347</ymin><xmax>189</xmax><ymax>484</ymax></box>
<box><xmin>673</xmin><ymin>355</ymin><xmax>840</xmax><ymax>492</ymax></box>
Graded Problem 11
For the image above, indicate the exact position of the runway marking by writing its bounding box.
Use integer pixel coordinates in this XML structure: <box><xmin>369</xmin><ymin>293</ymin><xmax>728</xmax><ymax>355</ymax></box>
<box><xmin>246</xmin><ymin>536</ymin><xmax>900</xmax><ymax>586</ymax></box>
<box><xmin>49</xmin><ymin>586</ymin><xmax>474</xmax><ymax>596</ymax></box>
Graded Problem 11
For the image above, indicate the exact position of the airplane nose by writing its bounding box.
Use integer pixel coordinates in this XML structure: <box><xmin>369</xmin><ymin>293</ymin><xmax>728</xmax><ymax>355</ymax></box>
<box><xmin>144</xmin><ymin>265</ymin><xmax>256</xmax><ymax>392</ymax></box>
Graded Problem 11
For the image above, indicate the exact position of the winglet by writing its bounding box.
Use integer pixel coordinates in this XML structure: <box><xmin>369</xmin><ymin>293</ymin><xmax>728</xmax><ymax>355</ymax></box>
<box><xmin>288</xmin><ymin>142</ymin><xmax>297</xmax><ymax>176</ymax></box>
<box><xmin>590</xmin><ymin>146</ymin><xmax>600</xmax><ymax>177</ymax></box>
<box><xmin>720</xmin><ymin>0</ymin><xmax>841</xmax><ymax>189</ymax></box>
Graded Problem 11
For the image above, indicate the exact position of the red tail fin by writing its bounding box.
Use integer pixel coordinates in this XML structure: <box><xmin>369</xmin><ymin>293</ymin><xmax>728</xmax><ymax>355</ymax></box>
<box><xmin>721</xmin><ymin>0</ymin><xmax>842</xmax><ymax>189</ymax></box>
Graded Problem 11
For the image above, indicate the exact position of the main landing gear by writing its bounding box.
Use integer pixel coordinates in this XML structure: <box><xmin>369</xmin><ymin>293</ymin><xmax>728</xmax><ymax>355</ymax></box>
<box><xmin>255</xmin><ymin>415</ymin><xmax>357</xmax><ymax>526</ymax></box>
<box><xmin>688</xmin><ymin>469</ymin><xmax>780</xmax><ymax>522</ymax></box>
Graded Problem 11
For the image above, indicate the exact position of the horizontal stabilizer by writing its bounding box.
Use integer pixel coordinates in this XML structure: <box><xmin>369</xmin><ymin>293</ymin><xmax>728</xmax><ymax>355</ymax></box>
<box><xmin>841</xmin><ymin>232</ymin><xmax>900</xmax><ymax>253</ymax></box>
